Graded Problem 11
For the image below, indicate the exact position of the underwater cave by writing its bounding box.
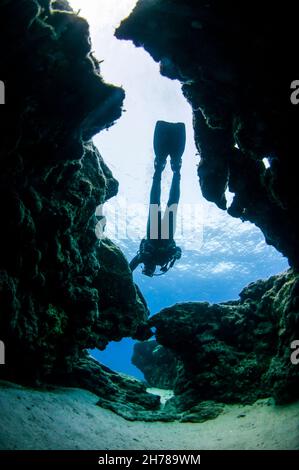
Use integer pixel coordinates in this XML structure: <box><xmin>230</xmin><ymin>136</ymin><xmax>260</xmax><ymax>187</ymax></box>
<box><xmin>0</xmin><ymin>0</ymin><xmax>298</xmax><ymax>452</ymax></box>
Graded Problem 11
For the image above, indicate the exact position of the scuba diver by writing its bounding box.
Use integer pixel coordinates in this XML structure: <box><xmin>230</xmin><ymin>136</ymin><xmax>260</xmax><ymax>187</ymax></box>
<box><xmin>130</xmin><ymin>120</ymin><xmax>186</xmax><ymax>277</ymax></box>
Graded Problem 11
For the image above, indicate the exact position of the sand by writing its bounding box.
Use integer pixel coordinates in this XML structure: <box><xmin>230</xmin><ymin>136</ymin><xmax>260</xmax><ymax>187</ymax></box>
<box><xmin>0</xmin><ymin>381</ymin><xmax>298</xmax><ymax>450</ymax></box>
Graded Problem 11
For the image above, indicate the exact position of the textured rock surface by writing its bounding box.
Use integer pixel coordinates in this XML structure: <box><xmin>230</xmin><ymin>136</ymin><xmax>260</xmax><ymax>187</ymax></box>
<box><xmin>0</xmin><ymin>0</ymin><xmax>156</xmax><ymax>417</ymax></box>
<box><xmin>2</xmin><ymin>0</ymin><xmax>299</xmax><ymax>425</ymax></box>
<box><xmin>147</xmin><ymin>271</ymin><xmax>299</xmax><ymax>409</ymax></box>
<box><xmin>117</xmin><ymin>0</ymin><xmax>299</xmax><ymax>268</ymax></box>
<box><xmin>132</xmin><ymin>340</ymin><xmax>178</xmax><ymax>390</ymax></box>
<box><xmin>52</xmin><ymin>354</ymin><xmax>163</xmax><ymax>421</ymax></box>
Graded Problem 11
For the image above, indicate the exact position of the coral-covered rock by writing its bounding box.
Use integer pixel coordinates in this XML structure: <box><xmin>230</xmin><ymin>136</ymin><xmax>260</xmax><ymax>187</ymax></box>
<box><xmin>0</xmin><ymin>0</ymin><xmax>153</xmax><ymax>416</ymax></box>
<box><xmin>132</xmin><ymin>340</ymin><xmax>178</xmax><ymax>389</ymax></box>
<box><xmin>52</xmin><ymin>353</ymin><xmax>162</xmax><ymax>421</ymax></box>
<box><xmin>147</xmin><ymin>271</ymin><xmax>299</xmax><ymax>408</ymax></box>
<box><xmin>117</xmin><ymin>0</ymin><xmax>299</xmax><ymax>268</ymax></box>
<box><xmin>2</xmin><ymin>0</ymin><xmax>299</xmax><ymax>425</ymax></box>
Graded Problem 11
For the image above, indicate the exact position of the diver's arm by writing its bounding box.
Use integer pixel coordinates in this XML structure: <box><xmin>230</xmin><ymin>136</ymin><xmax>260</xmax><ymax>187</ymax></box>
<box><xmin>160</xmin><ymin>246</ymin><xmax>182</xmax><ymax>273</ymax></box>
<box><xmin>130</xmin><ymin>254</ymin><xmax>141</xmax><ymax>272</ymax></box>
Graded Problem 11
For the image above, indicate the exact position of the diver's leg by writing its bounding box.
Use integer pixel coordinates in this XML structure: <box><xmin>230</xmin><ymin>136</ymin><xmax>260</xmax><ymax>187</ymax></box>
<box><xmin>170</xmin><ymin>123</ymin><xmax>186</xmax><ymax>172</ymax></box>
<box><xmin>147</xmin><ymin>121</ymin><xmax>169</xmax><ymax>240</ymax></box>
<box><xmin>146</xmin><ymin>169</ymin><xmax>163</xmax><ymax>240</ymax></box>
<box><xmin>150</xmin><ymin>168</ymin><xmax>162</xmax><ymax>206</ymax></box>
<box><xmin>162</xmin><ymin>172</ymin><xmax>181</xmax><ymax>240</ymax></box>
<box><xmin>168</xmin><ymin>171</ymin><xmax>181</xmax><ymax>206</ymax></box>
<box><xmin>153</xmin><ymin>121</ymin><xmax>168</xmax><ymax>172</ymax></box>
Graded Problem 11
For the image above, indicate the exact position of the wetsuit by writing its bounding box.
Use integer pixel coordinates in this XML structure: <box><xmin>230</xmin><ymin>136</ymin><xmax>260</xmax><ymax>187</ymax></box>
<box><xmin>130</xmin><ymin>121</ymin><xmax>186</xmax><ymax>277</ymax></box>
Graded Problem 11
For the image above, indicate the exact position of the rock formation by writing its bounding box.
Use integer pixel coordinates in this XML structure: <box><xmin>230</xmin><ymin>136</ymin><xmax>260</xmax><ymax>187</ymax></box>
<box><xmin>132</xmin><ymin>340</ymin><xmax>178</xmax><ymax>390</ymax></box>
<box><xmin>0</xmin><ymin>0</ymin><xmax>157</xmax><ymax>417</ymax></box>
<box><xmin>1</xmin><ymin>0</ymin><xmax>299</xmax><ymax>425</ymax></box>
<box><xmin>137</xmin><ymin>270</ymin><xmax>299</xmax><ymax>412</ymax></box>
<box><xmin>117</xmin><ymin>0</ymin><xmax>299</xmax><ymax>415</ymax></box>
<box><xmin>117</xmin><ymin>0</ymin><xmax>299</xmax><ymax>268</ymax></box>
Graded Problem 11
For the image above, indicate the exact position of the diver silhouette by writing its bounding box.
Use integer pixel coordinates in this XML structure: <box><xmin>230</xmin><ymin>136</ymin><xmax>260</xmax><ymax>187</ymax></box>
<box><xmin>130</xmin><ymin>120</ymin><xmax>186</xmax><ymax>277</ymax></box>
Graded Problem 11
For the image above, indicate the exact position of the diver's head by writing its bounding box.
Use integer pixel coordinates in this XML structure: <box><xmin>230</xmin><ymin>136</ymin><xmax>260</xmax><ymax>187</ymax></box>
<box><xmin>142</xmin><ymin>263</ymin><xmax>156</xmax><ymax>277</ymax></box>
<box><xmin>175</xmin><ymin>246</ymin><xmax>182</xmax><ymax>260</ymax></box>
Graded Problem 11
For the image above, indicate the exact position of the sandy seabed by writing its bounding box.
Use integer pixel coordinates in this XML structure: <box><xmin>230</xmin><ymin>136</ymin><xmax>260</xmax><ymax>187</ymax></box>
<box><xmin>0</xmin><ymin>382</ymin><xmax>298</xmax><ymax>450</ymax></box>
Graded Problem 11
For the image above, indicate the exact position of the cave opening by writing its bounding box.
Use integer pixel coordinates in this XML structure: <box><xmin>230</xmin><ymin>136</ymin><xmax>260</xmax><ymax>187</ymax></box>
<box><xmin>1</xmin><ymin>0</ymin><xmax>299</xmax><ymax>448</ymax></box>
<box><xmin>69</xmin><ymin>0</ymin><xmax>288</xmax><ymax>381</ymax></box>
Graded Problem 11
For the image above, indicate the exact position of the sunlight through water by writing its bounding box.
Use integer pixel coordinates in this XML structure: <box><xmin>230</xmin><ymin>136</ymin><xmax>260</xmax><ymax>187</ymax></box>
<box><xmin>68</xmin><ymin>0</ymin><xmax>289</xmax><ymax>378</ymax></box>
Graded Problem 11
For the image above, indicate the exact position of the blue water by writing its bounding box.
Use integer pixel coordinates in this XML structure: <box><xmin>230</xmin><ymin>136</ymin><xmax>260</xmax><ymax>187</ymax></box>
<box><xmin>92</xmin><ymin>233</ymin><xmax>289</xmax><ymax>381</ymax></box>
<box><xmin>67</xmin><ymin>0</ymin><xmax>290</xmax><ymax>382</ymax></box>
